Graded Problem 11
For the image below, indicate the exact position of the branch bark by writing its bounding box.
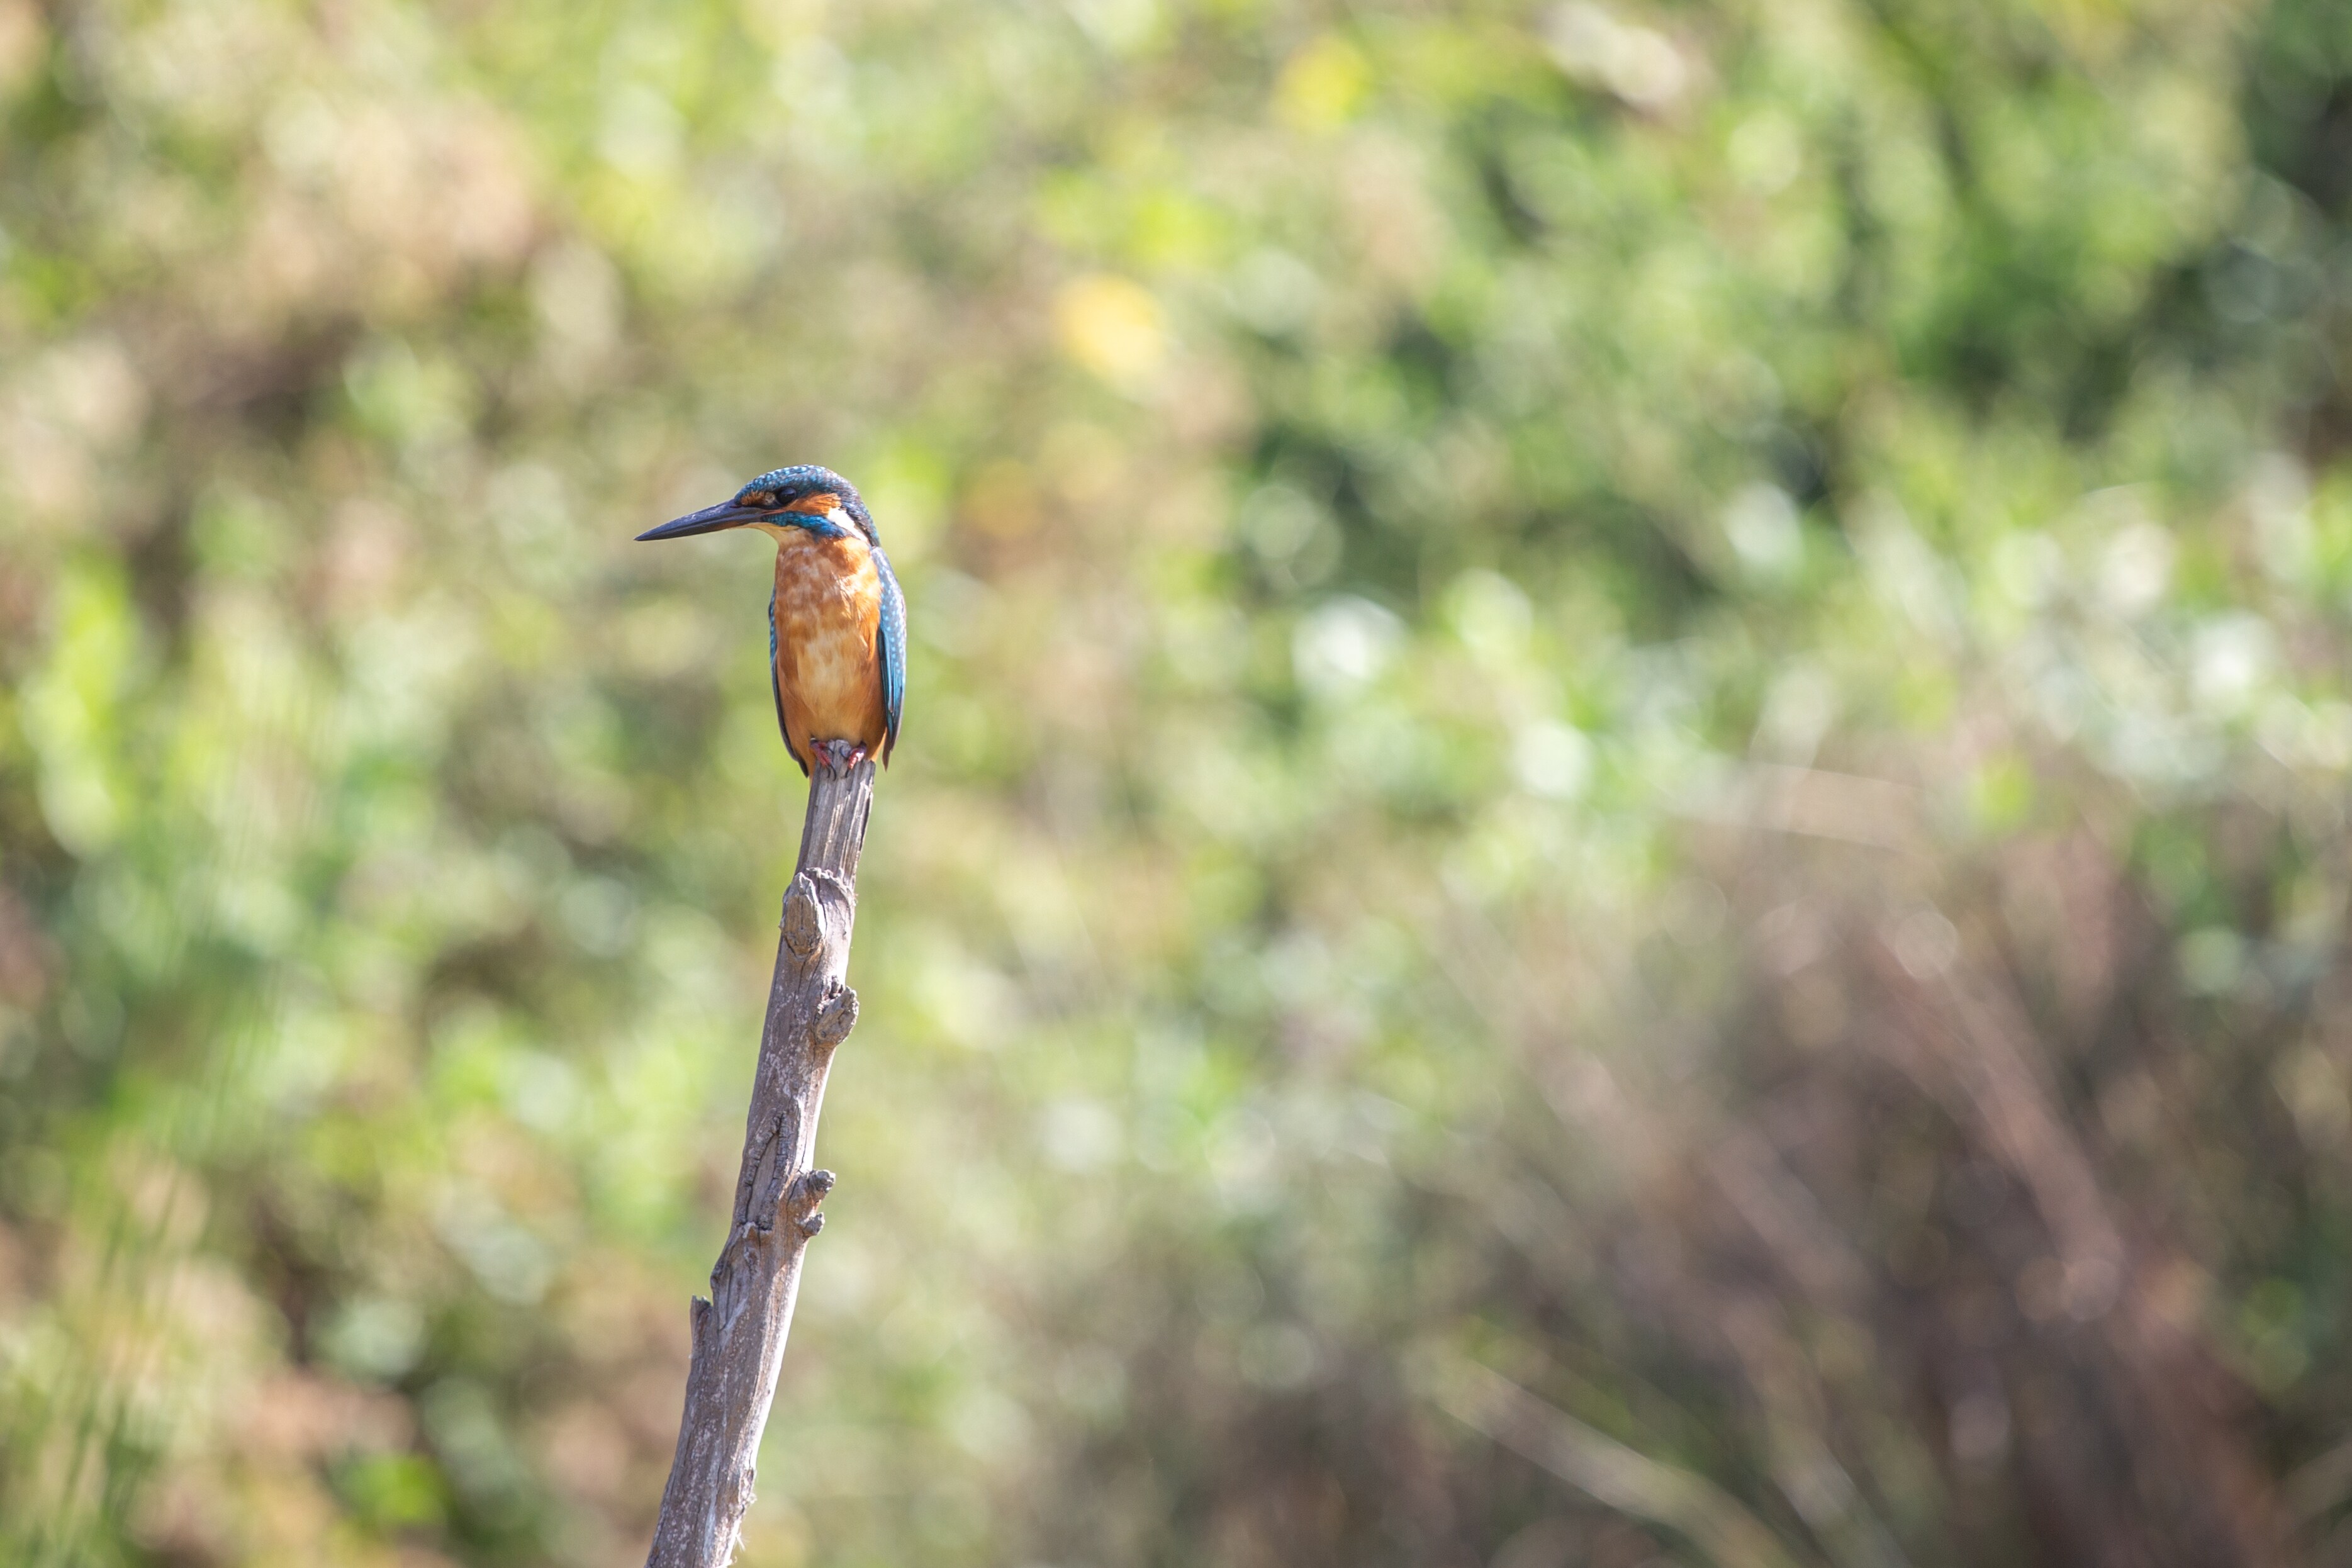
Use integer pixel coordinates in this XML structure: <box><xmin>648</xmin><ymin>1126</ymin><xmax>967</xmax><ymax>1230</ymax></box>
<box><xmin>645</xmin><ymin>759</ymin><xmax>875</xmax><ymax>1568</ymax></box>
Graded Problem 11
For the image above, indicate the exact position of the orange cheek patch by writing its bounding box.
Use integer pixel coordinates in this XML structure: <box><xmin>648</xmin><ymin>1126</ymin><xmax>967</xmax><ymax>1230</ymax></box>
<box><xmin>783</xmin><ymin>492</ymin><xmax>843</xmax><ymax>515</ymax></box>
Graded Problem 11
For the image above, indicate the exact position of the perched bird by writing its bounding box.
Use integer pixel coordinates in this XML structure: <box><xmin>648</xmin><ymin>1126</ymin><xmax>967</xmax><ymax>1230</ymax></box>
<box><xmin>639</xmin><ymin>465</ymin><xmax>905</xmax><ymax>777</ymax></box>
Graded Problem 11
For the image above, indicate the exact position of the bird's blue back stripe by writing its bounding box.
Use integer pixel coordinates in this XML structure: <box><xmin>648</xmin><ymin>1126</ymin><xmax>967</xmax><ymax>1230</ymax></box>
<box><xmin>875</xmin><ymin>546</ymin><xmax>906</xmax><ymax>753</ymax></box>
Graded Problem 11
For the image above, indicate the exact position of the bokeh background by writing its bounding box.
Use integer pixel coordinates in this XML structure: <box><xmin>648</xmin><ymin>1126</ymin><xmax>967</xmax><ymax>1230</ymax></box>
<box><xmin>5</xmin><ymin>0</ymin><xmax>2352</xmax><ymax>1563</ymax></box>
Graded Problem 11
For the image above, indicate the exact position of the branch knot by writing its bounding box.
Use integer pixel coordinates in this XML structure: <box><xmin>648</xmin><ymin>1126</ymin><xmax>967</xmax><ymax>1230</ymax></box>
<box><xmin>813</xmin><ymin>983</ymin><xmax>859</xmax><ymax>1050</ymax></box>
<box><xmin>780</xmin><ymin>875</ymin><xmax>826</xmax><ymax>956</ymax></box>
<box><xmin>785</xmin><ymin>1169</ymin><xmax>836</xmax><ymax>1238</ymax></box>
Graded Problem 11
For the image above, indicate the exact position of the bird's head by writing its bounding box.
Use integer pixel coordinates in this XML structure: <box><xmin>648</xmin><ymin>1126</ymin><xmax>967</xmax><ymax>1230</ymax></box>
<box><xmin>637</xmin><ymin>465</ymin><xmax>878</xmax><ymax>547</ymax></box>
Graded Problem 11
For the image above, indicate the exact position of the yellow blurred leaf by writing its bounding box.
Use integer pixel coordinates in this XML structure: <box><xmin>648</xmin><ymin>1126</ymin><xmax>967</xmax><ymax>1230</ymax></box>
<box><xmin>1055</xmin><ymin>274</ymin><xmax>1167</xmax><ymax>388</ymax></box>
<box><xmin>1275</xmin><ymin>33</ymin><xmax>1370</xmax><ymax>131</ymax></box>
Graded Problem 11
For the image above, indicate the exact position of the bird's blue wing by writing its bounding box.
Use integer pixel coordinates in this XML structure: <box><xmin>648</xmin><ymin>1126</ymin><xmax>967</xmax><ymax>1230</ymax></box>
<box><xmin>769</xmin><ymin>586</ymin><xmax>807</xmax><ymax>778</ymax></box>
<box><xmin>873</xmin><ymin>545</ymin><xmax>906</xmax><ymax>763</ymax></box>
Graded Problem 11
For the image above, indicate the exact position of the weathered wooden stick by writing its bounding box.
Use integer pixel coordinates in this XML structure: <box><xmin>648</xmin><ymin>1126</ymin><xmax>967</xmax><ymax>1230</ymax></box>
<box><xmin>645</xmin><ymin>759</ymin><xmax>875</xmax><ymax>1568</ymax></box>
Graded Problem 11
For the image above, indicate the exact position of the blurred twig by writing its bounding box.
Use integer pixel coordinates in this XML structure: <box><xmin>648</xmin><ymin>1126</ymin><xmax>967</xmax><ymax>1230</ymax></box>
<box><xmin>644</xmin><ymin>762</ymin><xmax>874</xmax><ymax>1568</ymax></box>
<box><xmin>1430</xmin><ymin>1353</ymin><xmax>1812</xmax><ymax>1568</ymax></box>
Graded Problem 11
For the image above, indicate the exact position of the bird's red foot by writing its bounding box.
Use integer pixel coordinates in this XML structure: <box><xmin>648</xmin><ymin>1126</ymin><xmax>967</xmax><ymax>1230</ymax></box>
<box><xmin>812</xmin><ymin>738</ymin><xmax>870</xmax><ymax>775</ymax></box>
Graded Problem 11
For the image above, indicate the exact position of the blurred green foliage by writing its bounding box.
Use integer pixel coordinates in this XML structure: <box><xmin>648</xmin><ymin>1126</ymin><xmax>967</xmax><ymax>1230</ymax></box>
<box><xmin>5</xmin><ymin>0</ymin><xmax>2352</xmax><ymax>1564</ymax></box>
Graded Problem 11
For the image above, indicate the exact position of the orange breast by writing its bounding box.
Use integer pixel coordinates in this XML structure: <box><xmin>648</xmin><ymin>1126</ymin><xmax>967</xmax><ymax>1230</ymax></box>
<box><xmin>770</xmin><ymin>528</ymin><xmax>886</xmax><ymax>773</ymax></box>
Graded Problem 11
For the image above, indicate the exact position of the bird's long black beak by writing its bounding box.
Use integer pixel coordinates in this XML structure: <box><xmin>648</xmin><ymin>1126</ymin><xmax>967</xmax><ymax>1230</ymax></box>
<box><xmin>636</xmin><ymin>500</ymin><xmax>768</xmax><ymax>541</ymax></box>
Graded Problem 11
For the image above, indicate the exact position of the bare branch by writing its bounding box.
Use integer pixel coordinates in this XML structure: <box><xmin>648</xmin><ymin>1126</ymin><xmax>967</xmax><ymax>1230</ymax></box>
<box><xmin>644</xmin><ymin>759</ymin><xmax>875</xmax><ymax>1568</ymax></box>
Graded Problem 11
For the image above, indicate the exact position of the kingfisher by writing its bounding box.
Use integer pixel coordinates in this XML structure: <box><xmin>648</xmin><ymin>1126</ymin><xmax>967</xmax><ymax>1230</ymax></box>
<box><xmin>639</xmin><ymin>465</ymin><xmax>905</xmax><ymax>777</ymax></box>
